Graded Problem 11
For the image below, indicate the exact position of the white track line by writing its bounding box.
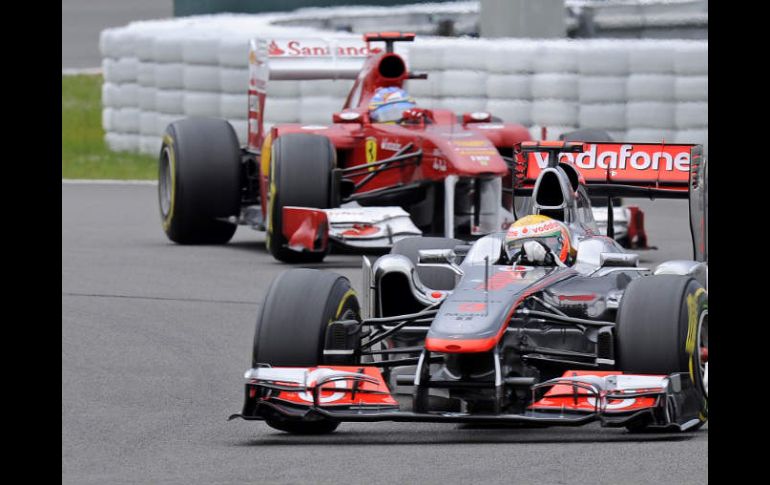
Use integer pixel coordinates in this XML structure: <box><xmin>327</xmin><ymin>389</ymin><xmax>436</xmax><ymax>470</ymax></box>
<box><xmin>62</xmin><ymin>179</ymin><xmax>157</xmax><ymax>186</ymax></box>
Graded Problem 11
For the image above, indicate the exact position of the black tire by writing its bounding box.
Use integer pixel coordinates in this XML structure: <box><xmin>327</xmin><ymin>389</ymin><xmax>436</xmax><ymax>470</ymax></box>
<box><xmin>266</xmin><ymin>133</ymin><xmax>335</xmax><ymax>263</ymax></box>
<box><xmin>616</xmin><ymin>275</ymin><xmax>708</xmax><ymax>431</ymax></box>
<box><xmin>158</xmin><ymin>117</ymin><xmax>241</xmax><ymax>244</ymax></box>
<box><xmin>252</xmin><ymin>269</ymin><xmax>359</xmax><ymax>435</ymax></box>
<box><xmin>264</xmin><ymin>419</ymin><xmax>340</xmax><ymax>434</ymax></box>
<box><xmin>252</xmin><ymin>269</ymin><xmax>360</xmax><ymax>367</ymax></box>
<box><xmin>391</xmin><ymin>236</ymin><xmax>464</xmax><ymax>290</ymax></box>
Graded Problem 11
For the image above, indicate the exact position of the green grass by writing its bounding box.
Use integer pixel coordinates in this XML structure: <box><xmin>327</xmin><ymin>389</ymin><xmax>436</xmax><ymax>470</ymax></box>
<box><xmin>62</xmin><ymin>74</ymin><xmax>157</xmax><ymax>180</ymax></box>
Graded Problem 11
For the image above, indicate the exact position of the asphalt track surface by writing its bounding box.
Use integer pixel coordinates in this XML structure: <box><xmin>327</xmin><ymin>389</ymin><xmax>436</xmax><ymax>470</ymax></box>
<box><xmin>62</xmin><ymin>182</ymin><xmax>707</xmax><ymax>484</ymax></box>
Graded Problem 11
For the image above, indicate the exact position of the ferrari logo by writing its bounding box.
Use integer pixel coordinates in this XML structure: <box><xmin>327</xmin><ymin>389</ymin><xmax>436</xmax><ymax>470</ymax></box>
<box><xmin>365</xmin><ymin>137</ymin><xmax>377</xmax><ymax>172</ymax></box>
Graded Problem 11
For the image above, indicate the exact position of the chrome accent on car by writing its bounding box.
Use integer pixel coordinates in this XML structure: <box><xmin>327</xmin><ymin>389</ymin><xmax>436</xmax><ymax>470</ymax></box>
<box><xmin>654</xmin><ymin>260</ymin><xmax>708</xmax><ymax>290</ymax></box>
<box><xmin>444</xmin><ymin>174</ymin><xmax>459</xmax><ymax>238</ymax></box>
<box><xmin>362</xmin><ymin>255</ymin><xmax>373</xmax><ymax>319</ymax></box>
<box><xmin>372</xmin><ymin>254</ymin><xmax>437</xmax><ymax>315</ymax></box>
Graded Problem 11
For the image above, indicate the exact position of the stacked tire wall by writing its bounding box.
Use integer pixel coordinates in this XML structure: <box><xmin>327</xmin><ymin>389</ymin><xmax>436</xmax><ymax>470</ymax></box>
<box><xmin>101</xmin><ymin>16</ymin><xmax>707</xmax><ymax>157</ymax></box>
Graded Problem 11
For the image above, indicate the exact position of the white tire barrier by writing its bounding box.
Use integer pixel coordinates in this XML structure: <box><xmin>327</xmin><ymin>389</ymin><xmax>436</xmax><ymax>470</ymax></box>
<box><xmin>434</xmin><ymin>97</ymin><xmax>487</xmax><ymax>113</ymax></box>
<box><xmin>184</xmin><ymin>92</ymin><xmax>221</xmax><ymax>117</ymax></box>
<box><xmin>139</xmin><ymin>135</ymin><xmax>162</xmax><ymax>156</ymax></box>
<box><xmin>487</xmin><ymin>99</ymin><xmax>532</xmax><ymax>126</ymax></box>
<box><xmin>99</xmin><ymin>17</ymin><xmax>706</xmax><ymax>158</ymax></box>
<box><xmin>532</xmin><ymin>45</ymin><xmax>578</xmax><ymax>73</ymax></box>
<box><xmin>299</xmin><ymin>79</ymin><xmax>354</xmax><ymax>98</ymax></box>
<box><xmin>530</xmin><ymin>125</ymin><xmax>578</xmax><ymax>142</ymax></box>
<box><xmin>674</xmin><ymin>44</ymin><xmax>708</xmax><ymax>76</ymax></box>
<box><xmin>139</xmin><ymin>111</ymin><xmax>158</xmax><ymax>136</ymax></box>
<box><xmin>624</xmin><ymin>128</ymin><xmax>676</xmax><ymax>144</ymax></box>
<box><xmin>577</xmin><ymin>45</ymin><xmax>629</xmax><ymax>75</ymax></box>
<box><xmin>137</xmin><ymin>87</ymin><xmax>156</xmax><ymax>110</ymax></box>
<box><xmin>629</xmin><ymin>46</ymin><xmax>675</xmax><ymax>74</ymax></box>
<box><xmin>299</xmin><ymin>96</ymin><xmax>340</xmax><ymax>125</ymax></box>
<box><xmin>675</xmin><ymin>76</ymin><xmax>707</xmax><ymax>102</ymax></box>
<box><xmin>155</xmin><ymin>90</ymin><xmax>185</xmax><ymax>115</ymax></box>
<box><xmin>626</xmin><ymin>74</ymin><xmax>676</xmax><ymax>102</ymax></box>
<box><xmin>183</xmin><ymin>65</ymin><xmax>221</xmax><ymax>92</ymax></box>
<box><xmin>154</xmin><ymin>63</ymin><xmax>184</xmax><ymax>90</ymax></box>
<box><xmin>266</xmin><ymin>80</ymin><xmax>301</xmax><ymax>98</ymax></box>
<box><xmin>106</xmin><ymin>132</ymin><xmax>139</xmax><ymax>152</ymax></box>
<box><xmin>675</xmin><ymin>102</ymin><xmax>708</xmax><ymax>129</ymax></box>
<box><xmin>102</xmin><ymin>83</ymin><xmax>119</xmax><ymax>107</ymax></box>
<box><xmin>440</xmin><ymin>70</ymin><xmax>488</xmax><ymax>97</ymax></box>
<box><xmin>486</xmin><ymin>74</ymin><xmax>530</xmax><ymax>100</ymax></box>
<box><xmin>220</xmin><ymin>94</ymin><xmax>247</xmax><ymax>119</ymax></box>
<box><xmin>219</xmin><ymin>68</ymin><xmax>248</xmax><ymax>94</ymax></box>
<box><xmin>182</xmin><ymin>36</ymin><xmax>221</xmax><ymax>65</ymax></box>
<box><xmin>113</xmin><ymin>108</ymin><xmax>140</xmax><ymax>134</ymax></box>
<box><xmin>578</xmin><ymin>76</ymin><xmax>626</xmax><ymax>103</ymax></box>
<box><xmin>532</xmin><ymin>100</ymin><xmax>579</xmax><ymax>127</ymax></box>
<box><xmin>626</xmin><ymin>102</ymin><xmax>675</xmax><ymax>129</ymax></box>
<box><xmin>137</xmin><ymin>61</ymin><xmax>155</xmax><ymax>86</ymax></box>
<box><xmin>579</xmin><ymin>104</ymin><xmax>626</xmax><ymax>131</ymax></box>
<box><xmin>265</xmin><ymin>98</ymin><xmax>301</xmax><ymax>123</ymax></box>
<box><xmin>531</xmin><ymin>73</ymin><xmax>578</xmax><ymax>101</ymax></box>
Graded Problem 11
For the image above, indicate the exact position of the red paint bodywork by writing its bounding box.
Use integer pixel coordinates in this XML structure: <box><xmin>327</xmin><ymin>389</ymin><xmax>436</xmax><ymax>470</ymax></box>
<box><xmin>255</xmin><ymin>43</ymin><xmax>531</xmax><ymax>219</ymax></box>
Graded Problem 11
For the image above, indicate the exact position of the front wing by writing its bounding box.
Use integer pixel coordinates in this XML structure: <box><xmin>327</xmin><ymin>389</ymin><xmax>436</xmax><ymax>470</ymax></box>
<box><xmin>229</xmin><ymin>366</ymin><xmax>706</xmax><ymax>432</ymax></box>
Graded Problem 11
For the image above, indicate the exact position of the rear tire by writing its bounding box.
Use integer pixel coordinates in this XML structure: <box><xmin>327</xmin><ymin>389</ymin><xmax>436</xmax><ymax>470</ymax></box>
<box><xmin>616</xmin><ymin>275</ymin><xmax>708</xmax><ymax>431</ymax></box>
<box><xmin>158</xmin><ymin>118</ymin><xmax>241</xmax><ymax>244</ymax></box>
<box><xmin>391</xmin><ymin>236</ymin><xmax>464</xmax><ymax>290</ymax></box>
<box><xmin>266</xmin><ymin>134</ymin><xmax>335</xmax><ymax>263</ymax></box>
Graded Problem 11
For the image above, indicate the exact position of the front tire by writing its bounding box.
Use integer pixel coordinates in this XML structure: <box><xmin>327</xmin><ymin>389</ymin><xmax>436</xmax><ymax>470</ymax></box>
<box><xmin>266</xmin><ymin>134</ymin><xmax>335</xmax><ymax>263</ymax></box>
<box><xmin>159</xmin><ymin>118</ymin><xmax>241</xmax><ymax>244</ymax></box>
<box><xmin>615</xmin><ymin>275</ymin><xmax>708</xmax><ymax>431</ymax></box>
<box><xmin>252</xmin><ymin>269</ymin><xmax>360</xmax><ymax>435</ymax></box>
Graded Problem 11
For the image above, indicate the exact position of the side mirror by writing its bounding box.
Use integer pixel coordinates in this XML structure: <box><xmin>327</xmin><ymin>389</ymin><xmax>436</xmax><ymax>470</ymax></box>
<box><xmin>599</xmin><ymin>252</ymin><xmax>638</xmax><ymax>268</ymax></box>
<box><xmin>418</xmin><ymin>249</ymin><xmax>464</xmax><ymax>276</ymax></box>
<box><xmin>462</xmin><ymin>112</ymin><xmax>492</xmax><ymax>124</ymax></box>
<box><xmin>332</xmin><ymin>111</ymin><xmax>363</xmax><ymax>124</ymax></box>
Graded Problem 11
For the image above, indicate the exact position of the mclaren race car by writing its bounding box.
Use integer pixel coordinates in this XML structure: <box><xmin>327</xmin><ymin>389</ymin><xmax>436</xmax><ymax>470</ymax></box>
<box><xmin>230</xmin><ymin>141</ymin><xmax>708</xmax><ymax>434</ymax></box>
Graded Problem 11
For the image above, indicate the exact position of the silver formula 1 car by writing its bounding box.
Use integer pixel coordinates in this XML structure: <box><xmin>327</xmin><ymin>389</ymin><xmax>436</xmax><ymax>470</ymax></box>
<box><xmin>230</xmin><ymin>141</ymin><xmax>708</xmax><ymax>434</ymax></box>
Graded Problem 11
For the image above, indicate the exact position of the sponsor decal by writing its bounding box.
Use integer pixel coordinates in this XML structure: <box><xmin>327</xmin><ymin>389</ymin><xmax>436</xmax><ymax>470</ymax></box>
<box><xmin>301</xmin><ymin>125</ymin><xmax>328</xmax><ymax>130</ymax></box>
<box><xmin>380</xmin><ymin>139</ymin><xmax>403</xmax><ymax>152</ymax></box>
<box><xmin>525</xmin><ymin>143</ymin><xmax>693</xmax><ymax>184</ymax></box>
<box><xmin>365</xmin><ymin>137</ymin><xmax>378</xmax><ymax>171</ymax></box>
<box><xmin>475</xmin><ymin>123</ymin><xmax>504</xmax><ymax>130</ymax></box>
<box><xmin>470</xmin><ymin>155</ymin><xmax>490</xmax><ymax>166</ymax></box>
<box><xmin>458</xmin><ymin>302</ymin><xmax>487</xmax><ymax>313</ymax></box>
<box><xmin>340</xmin><ymin>224</ymin><xmax>380</xmax><ymax>237</ymax></box>
<box><xmin>432</xmin><ymin>158</ymin><xmax>447</xmax><ymax>172</ymax></box>
<box><xmin>267</xmin><ymin>39</ymin><xmax>379</xmax><ymax>58</ymax></box>
<box><xmin>507</xmin><ymin>220</ymin><xmax>561</xmax><ymax>238</ymax></box>
<box><xmin>453</xmin><ymin>140</ymin><xmax>489</xmax><ymax>147</ymax></box>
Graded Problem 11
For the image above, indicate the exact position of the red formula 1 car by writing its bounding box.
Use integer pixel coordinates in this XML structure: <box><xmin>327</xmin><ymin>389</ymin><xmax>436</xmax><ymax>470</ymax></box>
<box><xmin>158</xmin><ymin>32</ymin><xmax>533</xmax><ymax>262</ymax></box>
<box><xmin>230</xmin><ymin>141</ymin><xmax>708</xmax><ymax>434</ymax></box>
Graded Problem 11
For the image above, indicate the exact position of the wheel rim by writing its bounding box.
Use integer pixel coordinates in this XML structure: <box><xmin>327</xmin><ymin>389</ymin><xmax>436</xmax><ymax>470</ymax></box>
<box><xmin>159</xmin><ymin>147</ymin><xmax>173</xmax><ymax>218</ymax></box>
<box><xmin>696</xmin><ymin>310</ymin><xmax>708</xmax><ymax>396</ymax></box>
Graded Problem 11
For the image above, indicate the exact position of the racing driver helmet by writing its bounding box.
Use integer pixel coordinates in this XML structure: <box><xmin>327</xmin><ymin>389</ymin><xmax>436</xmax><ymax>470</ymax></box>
<box><xmin>504</xmin><ymin>214</ymin><xmax>576</xmax><ymax>266</ymax></box>
<box><xmin>369</xmin><ymin>87</ymin><xmax>416</xmax><ymax>123</ymax></box>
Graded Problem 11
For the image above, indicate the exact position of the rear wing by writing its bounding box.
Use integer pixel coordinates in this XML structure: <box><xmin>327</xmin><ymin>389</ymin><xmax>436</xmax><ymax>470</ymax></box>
<box><xmin>247</xmin><ymin>36</ymin><xmax>376</xmax><ymax>149</ymax></box>
<box><xmin>514</xmin><ymin>141</ymin><xmax>707</xmax><ymax>262</ymax></box>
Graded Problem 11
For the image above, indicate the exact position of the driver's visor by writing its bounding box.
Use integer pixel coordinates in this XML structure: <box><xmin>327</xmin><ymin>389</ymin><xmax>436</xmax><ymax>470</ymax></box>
<box><xmin>370</xmin><ymin>101</ymin><xmax>416</xmax><ymax>123</ymax></box>
<box><xmin>505</xmin><ymin>233</ymin><xmax>567</xmax><ymax>262</ymax></box>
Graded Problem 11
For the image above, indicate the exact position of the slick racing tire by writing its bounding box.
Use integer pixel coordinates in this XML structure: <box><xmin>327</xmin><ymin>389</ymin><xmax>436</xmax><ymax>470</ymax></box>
<box><xmin>266</xmin><ymin>133</ymin><xmax>334</xmax><ymax>263</ymax></box>
<box><xmin>252</xmin><ymin>269</ymin><xmax>360</xmax><ymax>434</ymax></box>
<box><xmin>616</xmin><ymin>275</ymin><xmax>708</xmax><ymax>431</ymax></box>
<box><xmin>391</xmin><ymin>236</ymin><xmax>464</xmax><ymax>291</ymax></box>
<box><xmin>159</xmin><ymin>117</ymin><xmax>241</xmax><ymax>244</ymax></box>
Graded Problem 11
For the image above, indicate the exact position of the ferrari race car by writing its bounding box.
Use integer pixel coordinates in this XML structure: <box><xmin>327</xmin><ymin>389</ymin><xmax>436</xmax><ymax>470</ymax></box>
<box><xmin>229</xmin><ymin>141</ymin><xmax>708</xmax><ymax>434</ymax></box>
<box><xmin>157</xmin><ymin>32</ymin><xmax>647</xmax><ymax>263</ymax></box>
